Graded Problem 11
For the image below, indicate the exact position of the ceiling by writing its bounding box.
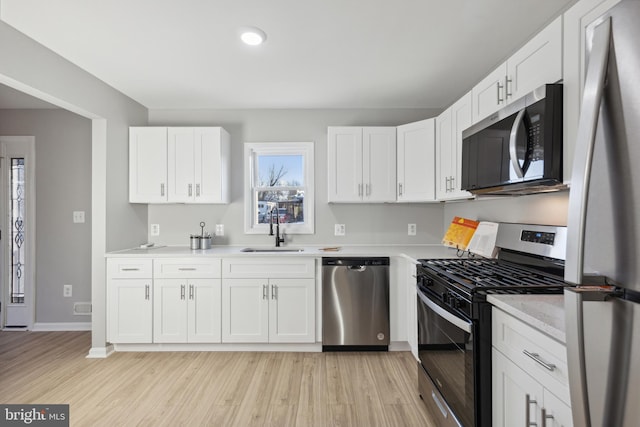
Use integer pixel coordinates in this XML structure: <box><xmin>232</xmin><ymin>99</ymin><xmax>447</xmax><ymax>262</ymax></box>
<box><xmin>0</xmin><ymin>0</ymin><xmax>578</xmax><ymax>110</ymax></box>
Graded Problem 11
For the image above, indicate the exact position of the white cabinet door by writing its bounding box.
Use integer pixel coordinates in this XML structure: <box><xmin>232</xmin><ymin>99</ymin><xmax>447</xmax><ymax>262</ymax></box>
<box><xmin>449</xmin><ymin>92</ymin><xmax>473</xmax><ymax>199</ymax></box>
<box><xmin>362</xmin><ymin>127</ymin><xmax>397</xmax><ymax>202</ymax></box>
<box><xmin>507</xmin><ymin>16</ymin><xmax>562</xmax><ymax>102</ymax></box>
<box><xmin>563</xmin><ymin>0</ymin><xmax>621</xmax><ymax>185</ymax></box>
<box><xmin>493</xmin><ymin>349</ymin><xmax>545</xmax><ymax>427</ymax></box>
<box><xmin>397</xmin><ymin>119</ymin><xmax>435</xmax><ymax>202</ymax></box>
<box><xmin>153</xmin><ymin>279</ymin><xmax>188</xmax><ymax>343</ymax></box>
<box><xmin>167</xmin><ymin>127</ymin><xmax>195</xmax><ymax>203</ymax></box>
<box><xmin>194</xmin><ymin>128</ymin><xmax>230</xmax><ymax>203</ymax></box>
<box><xmin>108</xmin><ymin>279</ymin><xmax>152</xmax><ymax>343</ymax></box>
<box><xmin>129</xmin><ymin>127</ymin><xmax>167</xmax><ymax>203</ymax></box>
<box><xmin>268</xmin><ymin>278</ymin><xmax>315</xmax><ymax>343</ymax></box>
<box><xmin>327</xmin><ymin>127</ymin><xmax>363</xmax><ymax>202</ymax></box>
<box><xmin>188</xmin><ymin>278</ymin><xmax>222</xmax><ymax>343</ymax></box>
<box><xmin>435</xmin><ymin>107</ymin><xmax>453</xmax><ymax>200</ymax></box>
<box><xmin>222</xmin><ymin>279</ymin><xmax>269</xmax><ymax>343</ymax></box>
<box><xmin>471</xmin><ymin>63</ymin><xmax>508</xmax><ymax>123</ymax></box>
<box><xmin>543</xmin><ymin>389</ymin><xmax>574</xmax><ymax>427</ymax></box>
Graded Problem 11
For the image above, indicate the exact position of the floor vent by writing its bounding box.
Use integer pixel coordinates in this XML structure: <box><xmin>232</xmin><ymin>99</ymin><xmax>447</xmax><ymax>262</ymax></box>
<box><xmin>73</xmin><ymin>302</ymin><xmax>92</xmax><ymax>315</ymax></box>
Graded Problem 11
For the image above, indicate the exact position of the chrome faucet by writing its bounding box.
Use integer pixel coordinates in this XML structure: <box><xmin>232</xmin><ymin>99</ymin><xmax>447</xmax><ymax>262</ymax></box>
<box><xmin>269</xmin><ymin>206</ymin><xmax>285</xmax><ymax>247</ymax></box>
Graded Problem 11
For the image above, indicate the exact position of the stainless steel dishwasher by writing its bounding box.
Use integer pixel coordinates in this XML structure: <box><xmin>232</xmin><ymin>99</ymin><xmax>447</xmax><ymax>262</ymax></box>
<box><xmin>322</xmin><ymin>257</ymin><xmax>390</xmax><ymax>351</ymax></box>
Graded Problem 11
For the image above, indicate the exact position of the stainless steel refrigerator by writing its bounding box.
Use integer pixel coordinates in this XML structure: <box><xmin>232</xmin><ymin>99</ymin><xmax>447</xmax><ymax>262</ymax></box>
<box><xmin>564</xmin><ymin>0</ymin><xmax>640</xmax><ymax>426</ymax></box>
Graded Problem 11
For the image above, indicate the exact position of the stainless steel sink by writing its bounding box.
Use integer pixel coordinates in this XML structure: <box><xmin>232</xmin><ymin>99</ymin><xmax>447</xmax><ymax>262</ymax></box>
<box><xmin>240</xmin><ymin>247</ymin><xmax>304</xmax><ymax>253</ymax></box>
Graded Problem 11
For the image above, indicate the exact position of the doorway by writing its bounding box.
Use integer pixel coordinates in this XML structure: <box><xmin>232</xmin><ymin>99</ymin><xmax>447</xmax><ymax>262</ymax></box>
<box><xmin>0</xmin><ymin>136</ymin><xmax>36</xmax><ymax>329</ymax></box>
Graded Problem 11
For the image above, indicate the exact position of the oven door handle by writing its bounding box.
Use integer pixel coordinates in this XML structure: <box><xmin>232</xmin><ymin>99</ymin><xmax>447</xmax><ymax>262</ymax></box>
<box><xmin>417</xmin><ymin>287</ymin><xmax>473</xmax><ymax>334</ymax></box>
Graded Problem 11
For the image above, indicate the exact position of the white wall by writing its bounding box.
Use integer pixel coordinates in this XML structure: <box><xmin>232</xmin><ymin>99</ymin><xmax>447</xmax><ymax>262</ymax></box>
<box><xmin>148</xmin><ymin>108</ymin><xmax>446</xmax><ymax>246</ymax></box>
<box><xmin>0</xmin><ymin>109</ymin><xmax>92</xmax><ymax>323</ymax></box>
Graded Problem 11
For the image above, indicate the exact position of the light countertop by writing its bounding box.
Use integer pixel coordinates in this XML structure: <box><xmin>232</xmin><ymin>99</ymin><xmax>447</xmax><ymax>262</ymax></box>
<box><xmin>487</xmin><ymin>294</ymin><xmax>566</xmax><ymax>343</ymax></box>
<box><xmin>106</xmin><ymin>244</ymin><xmax>458</xmax><ymax>263</ymax></box>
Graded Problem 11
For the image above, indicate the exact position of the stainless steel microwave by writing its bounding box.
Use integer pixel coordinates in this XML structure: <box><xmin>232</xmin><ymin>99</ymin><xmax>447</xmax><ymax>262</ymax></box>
<box><xmin>461</xmin><ymin>84</ymin><xmax>564</xmax><ymax>195</ymax></box>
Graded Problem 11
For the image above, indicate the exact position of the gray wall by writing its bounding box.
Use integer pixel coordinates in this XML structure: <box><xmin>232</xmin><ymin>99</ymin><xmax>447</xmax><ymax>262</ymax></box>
<box><xmin>0</xmin><ymin>109</ymin><xmax>91</xmax><ymax>323</ymax></box>
<box><xmin>148</xmin><ymin>108</ymin><xmax>446</xmax><ymax>246</ymax></box>
<box><xmin>443</xmin><ymin>191</ymin><xmax>570</xmax><ymax>228</ymax></box>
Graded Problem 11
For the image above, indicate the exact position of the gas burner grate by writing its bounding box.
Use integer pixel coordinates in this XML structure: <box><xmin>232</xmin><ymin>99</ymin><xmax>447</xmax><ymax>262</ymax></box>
<box><xmin>420</xmin><ymin>258</ymin><xmax>567</xmax><ymax>294</ymax></box>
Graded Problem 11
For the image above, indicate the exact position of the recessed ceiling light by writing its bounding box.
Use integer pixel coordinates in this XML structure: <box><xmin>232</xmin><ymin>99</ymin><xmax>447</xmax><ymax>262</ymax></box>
<box><xmin>240</xmin><ymin>27</ymin><xmax>267</xmax><ymax>46</ymax></box>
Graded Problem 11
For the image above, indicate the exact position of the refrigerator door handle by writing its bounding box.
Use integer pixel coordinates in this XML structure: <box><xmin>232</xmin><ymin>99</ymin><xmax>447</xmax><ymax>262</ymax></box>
<box><xmin>565</xmin><ymin>17</ymin><xmax>612</xmax><ymax>286</ymax></box>
<box><xmin>565</xmin><ymin>288</ymin><xmax>591</xmax><ymax>427</ymax></box>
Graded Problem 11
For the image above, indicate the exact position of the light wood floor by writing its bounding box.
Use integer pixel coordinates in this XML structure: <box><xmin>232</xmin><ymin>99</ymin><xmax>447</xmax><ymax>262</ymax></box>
<box><xmin>0</xmin><ymin>332</ymin><xmax>437</xmax><ymax>426</ymax></box>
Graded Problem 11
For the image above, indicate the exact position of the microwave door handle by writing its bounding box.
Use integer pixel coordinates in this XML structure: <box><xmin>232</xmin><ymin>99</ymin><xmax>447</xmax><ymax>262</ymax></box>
<box><xmin>509</xmin><ymin>108</ymin><xmax>526</xmax><ymax>179</ymax></box>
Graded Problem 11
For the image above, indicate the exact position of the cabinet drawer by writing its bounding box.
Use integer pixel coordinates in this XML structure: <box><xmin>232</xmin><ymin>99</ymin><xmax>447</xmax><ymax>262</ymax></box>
<box><xmin>107</xmin><ymin>258</ymin><xmax>153</xmax><ymax>278</ymax></box>
<box><xmin>492</xmin><ymin>308</ymin><xmax>570</xmax><ymax>404</ymax></box>
<box><xmin>222</xmin><ymin>258</ymin><xmax>315</xmax><ymax>278</ymax></box>
<box><xmin>154</xmin><ymin>258</ymin><xmax>221</xmax><ymax>278</ymax></box>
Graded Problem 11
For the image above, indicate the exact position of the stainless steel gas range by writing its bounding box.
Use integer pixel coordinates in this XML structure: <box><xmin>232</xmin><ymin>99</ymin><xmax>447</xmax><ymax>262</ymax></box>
<box><xmin>415</xmin><ymin>223</ymin><xmax>568</xmax><ymax>427</ymax></box>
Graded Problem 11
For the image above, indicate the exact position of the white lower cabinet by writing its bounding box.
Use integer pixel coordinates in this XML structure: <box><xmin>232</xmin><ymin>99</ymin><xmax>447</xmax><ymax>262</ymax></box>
<box><xmin>221</xmin><ymin>258</ymin><xmax>316</xmax><ymax>343</ymax></box>
<box><xmin>153</xmin><ymin>258</ymin><xmax>222</xmax><ymax>343</ymax></box>
<box><xmin>107</xmin><ymin>259</ymin><xmax>153</xmax><ymax>343</ymax></box>
<box><xmin>153</xmin><ymin>278</ymin><xmax>221</xmax><ymax>343</ymax></box>
<box><xmin>492</xmin><ymin>308</ymin><xmax>572</xmax><ymax>427</ymax></box>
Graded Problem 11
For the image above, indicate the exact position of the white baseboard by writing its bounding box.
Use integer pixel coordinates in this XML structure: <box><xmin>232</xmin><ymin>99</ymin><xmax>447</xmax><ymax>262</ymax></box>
<box><xmin>32</xmin><ymin>322</ymin><xmax>92</xmax><ymax>331</ymax></box>
<box><xmin>87</xmin><ymin>345</ymin><xmax>114</xmax><ymax>359</ymax></box>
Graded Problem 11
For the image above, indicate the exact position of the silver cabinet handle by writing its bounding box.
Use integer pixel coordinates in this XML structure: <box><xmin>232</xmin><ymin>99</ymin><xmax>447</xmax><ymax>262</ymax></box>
<box><xmin>398</xmin><ymin>183</ymin><xmax>403</xmax><ymax>196</ymax></box>
<box><xmin>509</xmin><ymin>108</ymin><xmax>527</xmax><ymax>179</ymax></box>
<box><xmin>271</xmin><ymin>284</ymin><xmax>277</xmax><ymax>300</ymax></box>
<box><xmin>358</xmin><ymin>183</ymin><xmax>363</xmax><ymax>197</ymax></box>
<box><xmin>505</xmin><ymin>76</ymin><xmax>513</xmax><ymax>99</ymax></box>
<box><xmin>189</xmin><ymin>284</ymin><xmax>194</xmax><ymax>300</ymax></box>
<box><xmin>431</xmin><ymin>391</ymin><xmax>448</xmax><ymax>419</ymax></box>
<box><xmin>526</xmin><ymin>394</ymin><xmax>538</xmax><ymax>426</ymax></box>
<box><xmin>121</xmin><ymin>268</ymin><xmax>139</xmax><ymax>271</ymax></box>
<box><xmin>145</xmin><ymin>284</ymin><xmax>150</xmax><ymax>300</ymax></box>
<box><xmin>366</xmin><ymin>183</ymin><xmax>370</xmax><ymax>196</ymax></box>
<box><xmin>541</xmin><ymin>408</ymin><xmax>554</xmax><ymax>427</ymax></box>
<box><xmin>523</xmin><ymin>350</ymin><xmax>556</xmax><ymax>371</ymax></box>
<box><xmin>196</xmin><ymin>183</ymin><xmax>200</xmax><ymax>197</ymax></box>
<box><xmin>447</xmin><ymin>176</ymin><xmax>452</xmax><ymax>192</ymax></box>
<box><xmin>160</xmin><ymin>183</ymin><xmax>165</xmax><ymax>196</ymax></box>
<box><xmin>262</xmin><ymin>285</ymin><xmax>267</xmax><ymax>300</ymax></box>
<box><xmin>180</xmin><ymin>284</ymin><xmax>185</xmax><ymax>300</ymax></box>
<box><xmin>497</xmin><ymin>81</ymin><xmax>504</xmax><ymax>104</ymax></box>
<box><xmin>188</xmin><ymin>183</ymin><xmax>193</xmax><ymax>197</ymax></box>
<box><xmin>178</xmin><ymin>267</ymin><xmax>197</xmax><ymax>271</ymax></box>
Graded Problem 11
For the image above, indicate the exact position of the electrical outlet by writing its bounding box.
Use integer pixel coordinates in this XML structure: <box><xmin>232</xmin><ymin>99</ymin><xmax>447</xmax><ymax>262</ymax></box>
<box><xmin>150</xmin><ymin>224</ymin><xmax>160</xmax><ymax>236</ymax></box>
<box><xmin>408</xmin><ymin>223</ymin><xmax>417</xmax><ymax>236</ymax></box>
<box><xmin>72</xmin><ymin>211</ymin><xmax>85</xmax><ymax>223</ymax></box>
<box><xmin>215</xmin><ymin>224</ymin><xmax>224</xmax><ymax>236</ymax></box>
<box><xmin>334</xmin><ymin>224</ymin><xmax>346</xmax><ymax>236</ymax></box>
<box><xmin>63</xmin><ymin>284</ymin><xmax>72</xmax><ymax>298</ymax></box>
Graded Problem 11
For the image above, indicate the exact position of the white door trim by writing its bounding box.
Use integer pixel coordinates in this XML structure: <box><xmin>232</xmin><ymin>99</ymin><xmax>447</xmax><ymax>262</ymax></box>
<box><xmin>1</xmin><ymin>136</ymin><xmax>36</xmax><ymax>329</ymax></box>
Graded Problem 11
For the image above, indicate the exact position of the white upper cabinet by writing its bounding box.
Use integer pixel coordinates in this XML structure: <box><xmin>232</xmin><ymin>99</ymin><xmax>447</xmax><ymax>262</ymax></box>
<box><xmin>327</xmin><ymin>126</ymin><xmax>396</xmax><ymax>203</ymax></box>
<box><xmin>396</xmin><ymin>119</ymin><xmax>436</xmax><ymax>202</ymax></box>
<box><xmin>129</xmin><ymin>127</ymin><xmax>168</xmax><ymax>203</ymax></box>
<box><xmin>563</xmin><ymin>0</ymin><xmax>621</xmax><ymax>184</ymax></box>
<box><xmin>472</xmin><ymin>16</ymin><xmax>563</xmax><ymax>123</ymax></box>
<box><xmin>130</xmin><ymin>126</ymin><xmax>230</xmax><ymax>204</ymax></box>
<box><xmin>436</xmin><ymin>92</ymin><xmax>473</xmax><ymax>201</ymax></box>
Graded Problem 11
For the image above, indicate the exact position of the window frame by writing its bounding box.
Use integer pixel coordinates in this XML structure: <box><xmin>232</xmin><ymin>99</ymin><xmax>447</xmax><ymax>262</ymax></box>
<box><xmin>244</xmin><ymin>142</ymin><xmax>315</xmax><ymax>235</ymax></box>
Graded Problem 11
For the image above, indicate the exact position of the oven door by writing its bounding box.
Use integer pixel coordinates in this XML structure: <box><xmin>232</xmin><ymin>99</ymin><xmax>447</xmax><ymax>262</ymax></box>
<box><xmin>417</xmin><ymin>287</ymin><xmax>474</xmax><ymax>427</ymax></box>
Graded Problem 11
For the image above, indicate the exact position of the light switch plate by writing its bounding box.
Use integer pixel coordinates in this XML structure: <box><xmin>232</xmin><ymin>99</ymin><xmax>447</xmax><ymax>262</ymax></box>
<box><xmin>408</xmin><ymin>224</ymin><xmax>417</xmax><ymax>236</ymax></box>
<box><xmin>334</xmin><ymin>224</ymin><xmax>346</xmax><ymax>236</ymax></box>
<box><xmin>215</xmin><ymin>224</ymin><xmax>224</xmax><ymax>236</ymax></box>
<box><xmin>72</xmin><ymin>211</ymin><xmax>85</xmax><ymax>223</ymax></box>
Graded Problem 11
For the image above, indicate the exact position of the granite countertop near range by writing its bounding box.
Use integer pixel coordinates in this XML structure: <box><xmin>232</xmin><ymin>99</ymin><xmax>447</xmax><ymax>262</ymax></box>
<box><xmin>487</xmin><ymin>294</ymin><xmax>566</xmax><ymax>343</ymax></box>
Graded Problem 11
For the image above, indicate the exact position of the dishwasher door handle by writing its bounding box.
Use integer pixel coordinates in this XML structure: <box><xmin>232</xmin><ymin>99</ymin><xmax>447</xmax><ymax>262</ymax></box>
<box><xmin>347</xmin><ymin>265</ymin><xmax>366</xmax><ymax>272</ymax></box>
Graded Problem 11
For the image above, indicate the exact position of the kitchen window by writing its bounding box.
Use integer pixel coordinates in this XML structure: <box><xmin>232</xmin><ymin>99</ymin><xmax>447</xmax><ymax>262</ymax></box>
<box><xmin>244</xmin><ymin>142</ymin><xmax>314</xmax><ymax>234</ymax></box>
